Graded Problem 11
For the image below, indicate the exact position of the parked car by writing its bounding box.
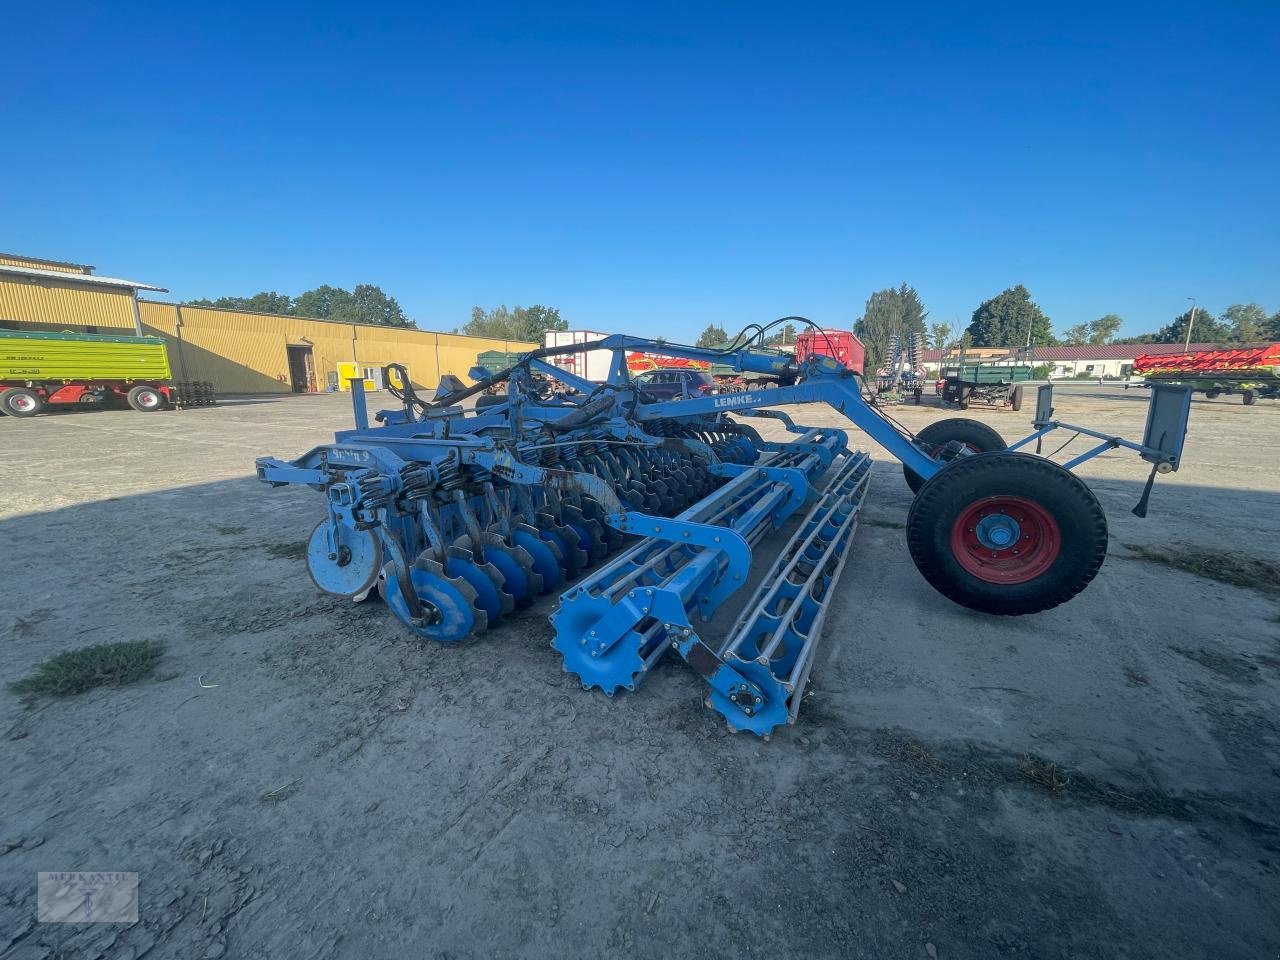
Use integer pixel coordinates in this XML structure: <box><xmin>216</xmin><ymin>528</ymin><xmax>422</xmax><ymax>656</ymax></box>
<box><xmin>634</xmin><ymin>369</ymin><xmax>718</xmax><ymax>401</ymax></box>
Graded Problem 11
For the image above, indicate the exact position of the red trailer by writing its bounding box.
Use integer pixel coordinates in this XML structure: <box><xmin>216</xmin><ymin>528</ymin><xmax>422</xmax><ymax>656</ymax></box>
<box><xmin>795</xmin><ymin>329</ymin><xmax>865</xmax><ymax>374</ymax></box>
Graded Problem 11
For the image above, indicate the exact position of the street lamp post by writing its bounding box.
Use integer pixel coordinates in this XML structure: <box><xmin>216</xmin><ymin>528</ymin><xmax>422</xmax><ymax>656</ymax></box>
<box><xmin>1184</xmin><ymin>297</ymin><xmax>1197</xmax><ymax>351</ymax></box>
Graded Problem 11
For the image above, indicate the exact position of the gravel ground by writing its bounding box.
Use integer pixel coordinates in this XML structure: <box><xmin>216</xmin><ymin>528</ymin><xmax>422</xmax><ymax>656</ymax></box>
<box><xmin>1</xmin><ymin>385</ymin><xmax>1277</xmax><ymax>960</ymax></box>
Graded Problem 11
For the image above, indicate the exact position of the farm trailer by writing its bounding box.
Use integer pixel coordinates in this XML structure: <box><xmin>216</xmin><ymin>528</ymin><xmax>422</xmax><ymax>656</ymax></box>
<box><xmin>0</xmin><ymin>330</ymin><xmax>179</xmax><ymax>417</ymax></box>
<box><xmin>257</xmin><ymin>322</ymin><xmax>1192</xmax><ymax>737</ymax></box>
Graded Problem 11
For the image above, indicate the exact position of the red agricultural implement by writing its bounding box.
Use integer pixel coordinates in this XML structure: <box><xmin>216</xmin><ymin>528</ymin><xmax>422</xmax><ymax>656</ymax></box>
<box><xmin>1136</xmin><ymin>344</ymin><xmax>1280</xmax><ymax>405</ymax></box>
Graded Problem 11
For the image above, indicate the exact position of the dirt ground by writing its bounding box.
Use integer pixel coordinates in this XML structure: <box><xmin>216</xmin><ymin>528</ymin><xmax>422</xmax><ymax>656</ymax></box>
<box><xmin>2</xmin><ymin>384</ymin><xmax>1277</xmax><ymax>960</ymax></box>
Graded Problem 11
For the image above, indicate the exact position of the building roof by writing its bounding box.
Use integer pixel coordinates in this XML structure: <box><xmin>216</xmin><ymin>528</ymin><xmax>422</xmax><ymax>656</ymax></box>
<box><xmin>1030</xmin><ymin>343</ymin><xmax>1220</xmax><ymax>361</ymax></box>
<box><xmin>0</xmin><ymin>252</ymin><xmax>94</xmax><ymax>273</ymax></box>
<box><xmin>0</xmin><ymin>263</ymin><xmax>167</xmax><ymax>292</ymax></box>
<box><xmin>920</xmin><ymin>343</ymin><xmax>1221</xmax><ymax>363</ymax></box>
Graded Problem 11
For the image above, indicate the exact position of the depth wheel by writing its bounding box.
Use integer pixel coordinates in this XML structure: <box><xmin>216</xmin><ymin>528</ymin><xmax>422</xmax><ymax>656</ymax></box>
<box><xmin>1243</xmin><ymin>390</ymin><xmax>1256</xmax><ymax>406</ymax></box>
<box><xmin>907</xmin><ymin>452</ymin><xmax>1108</xmax><ymax>615</ymax></box>
<box><xmin>903</xmin><ymin>418</ymin><xmax>1007</xmax><ymax>493</ymax></box>
<box><xmin>128</xmin><ymin>385</ymin><xmax>166</xmax><ymax>412</ymax></box>
<box><xmin>1010</xmin><ymin>384</ymin><xmax>1024</xmax><ymax>411</ymax></box>
<box><xmin>1</xmin><ymin>388</ymin><xmax>42</xmax><ymax>418</ymax></box>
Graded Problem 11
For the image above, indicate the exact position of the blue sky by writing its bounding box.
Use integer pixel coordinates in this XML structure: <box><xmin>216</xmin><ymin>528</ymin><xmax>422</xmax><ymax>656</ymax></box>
<box><xmin>2</xmin><ymin>1</ymin><xmax>1276</xmax><ymax>339</ymax></box>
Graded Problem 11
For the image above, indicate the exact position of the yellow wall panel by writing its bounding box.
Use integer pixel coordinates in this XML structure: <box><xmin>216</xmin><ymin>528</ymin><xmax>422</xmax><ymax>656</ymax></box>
<box><xmin>0</xmin><ymin>276</ymin><xmax>136</xmax><ymax>329</ymax></box>
<box><xmin>136</xmin><ymin>301</ymin><xmax>534</xmax><ymax>394</ymax></box>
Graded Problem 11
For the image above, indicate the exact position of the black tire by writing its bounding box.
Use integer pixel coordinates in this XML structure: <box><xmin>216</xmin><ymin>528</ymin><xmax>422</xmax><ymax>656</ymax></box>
<box><xmin>1243</xmin><ymin>390</ymin><xmax>1256</xmax><ymax>406</ymax></box>
<box><xmin>475</xmin><ymin>394</ymin><xmax>505</xmax><ymax>409</ymax></box>
<box><xmin>903</xmin><ymin>418</ymin><xmax>1008</xmax><ymax>493</ymax></box>
<box><xmin>1010</xmin><ymin>384</ymin><xmax>1024</xmax><ymax>411</ymax></box>
<box><xmin>907</xmin><ymin>452</ymin><xmax>1108</xmax><ymax>615</ymax></box>
<box><xmin>2</xmin><ymin>388</ymin><xmax>42</xmax><ymax>418</ymax></box>
<box><xmin>1205</xmin><ymin>388</ymin><xmax>1221</xmax><ymax>399</ymax></box>
<box><xmin>127</xmin><ymin>385</ymin><xmax>166</xmax><ymax>412</ymax></box>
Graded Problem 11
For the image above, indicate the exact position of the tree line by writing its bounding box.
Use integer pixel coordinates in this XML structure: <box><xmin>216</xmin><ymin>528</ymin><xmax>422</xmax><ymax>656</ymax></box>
<box><xmin>847</xmin><ymin>284</ymin><xmax>1279</xmax><ymax>361</ymax></box>
<box><xmin>189</xmin><ymin>280</ymin><xmax>1278</xmax><ymax>356</ymax></box>
<box><xmin>188</xmin><ymin>284</ymin><xmax>416</xmax><ymax>328</ymax></box>
<box><xmin>187</xmin><ymin>286</ymin><xmax>572</xmax><ymax>343</ymax></box>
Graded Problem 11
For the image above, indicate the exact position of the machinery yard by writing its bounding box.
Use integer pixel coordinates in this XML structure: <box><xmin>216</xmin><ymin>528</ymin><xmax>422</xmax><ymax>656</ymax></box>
<box><xmin>2</xmin><ymin>384</ymin><xmax>1278</xmax><ymax>959</ymax></box>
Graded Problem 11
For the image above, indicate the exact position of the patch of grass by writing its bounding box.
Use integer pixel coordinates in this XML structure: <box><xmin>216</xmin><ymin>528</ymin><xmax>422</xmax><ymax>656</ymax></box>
<box><xmin>1124</xmin><ymin>543</ymin><xmax>1280</xmax><ymax>596</ymax></box>
<box><xmin>263</xmin><ymin>541</ymin><xmax>307</xmax><ymax>560</ymax></box>
<box><xmin>1019</xmin><ymin>752</ymin><xmax>1189</xmax><ymax>819</ymax></box>
<box><xmin>213</xmin><ymin>524</ymin><xmax>247</xmax><ymax>536</ymax></box>
<box><xmin>1020</xmin><ymin>753</ymin><xmax>1071</xmax><ymax>792</ymax></box>
<box><xmin>8</xmin><ymin>640</ymin><xmax>166</xmax><ymax>699</ymax></box>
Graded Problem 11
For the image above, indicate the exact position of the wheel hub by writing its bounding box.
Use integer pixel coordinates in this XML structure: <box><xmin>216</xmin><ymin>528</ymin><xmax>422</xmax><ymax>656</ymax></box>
<box><xmin>950</xmin><ymin>495</ymin><xmax>1061</xmax><ymax>585</ymax></box>
<box><xmin>974</xmin><ymin>513</ymin><xmax>1021</xmax><ymax>549</ymax></box>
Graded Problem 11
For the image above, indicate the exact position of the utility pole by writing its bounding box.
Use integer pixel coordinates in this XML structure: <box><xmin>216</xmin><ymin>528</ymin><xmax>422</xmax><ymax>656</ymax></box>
<box><xmin>1184</xmin><ymin>297</ymin><xmax>1197</xmax><ymax>351</ymax></box>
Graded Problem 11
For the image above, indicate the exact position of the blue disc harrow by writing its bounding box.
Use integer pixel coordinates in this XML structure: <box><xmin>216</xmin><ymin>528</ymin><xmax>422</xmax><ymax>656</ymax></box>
<box><xmin>257</xmin><ymin>326</ymin><xmax>1192</xmax><ymax>736</ymax></box>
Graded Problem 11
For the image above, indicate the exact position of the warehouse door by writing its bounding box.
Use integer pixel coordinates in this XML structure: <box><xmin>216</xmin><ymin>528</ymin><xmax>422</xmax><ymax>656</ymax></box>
<box><xmin>286</xmin><ymin>345</ymin><xmax>315</xmax><ymax>393</ymax></box>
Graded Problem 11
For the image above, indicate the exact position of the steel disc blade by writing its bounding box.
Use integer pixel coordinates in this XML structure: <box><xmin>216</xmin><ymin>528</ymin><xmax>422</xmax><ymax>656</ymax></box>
<box><xmin>539</xmin><ymin>518</ymin><xmax>588</xmax><ymax>575</ymax></box>
<box><xmin>379</xmin><ymin>558</ymin><xmax>485</xmax><ymax>642</ymax></box>
<box><xmin>306</xmin><ymin>520</ymin><xmax>382</xmax><ymax>598</ymax></box>
<box><xmin>512</xmin><ymin>523</ymin><xmax>563</xmax><ymax>593</ymax></box>
<box><xmin>446</xmin><ymin>545</ymin><xmax>508</xmax><ymax>622</ymax></box>
<box><xmin>478</xmin><ymin>531</ymin><xmax>541</xmax><ymax>607</ymax></box>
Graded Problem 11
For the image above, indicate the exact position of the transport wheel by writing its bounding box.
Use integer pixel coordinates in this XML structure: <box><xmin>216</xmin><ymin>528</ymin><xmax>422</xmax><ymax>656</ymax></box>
<box><xmin>1205</xmin><ymin>388</ymin><xmax>1221</xmax><ymax>399</ymax></box>
<box><xmin>2</xmin><ymin>388</ymin><xmax>42</xmax><ymax>418</ymax></box>
<box><xmin>475</xmin><ymin>394</ymin><xmax>505</xmax><ymax>409</ymax></box>
<box><xmin>907</xmin><ymin>452</ymin><xmax>1108</xmax><ymax>615</ymax></box>
<box><xmin>1010</xmin><ymin>384</ymin><xmax>1024</xmax><ymax>411</ymax></box>
<box><xmin>1242</xmin><ymin>390</ymin><xmax>1256</xmax><ymax>406</ymax></box>
<box><xmin>903</xmin><ymin>418</ymin><xmax>1007</xmax><ymax>493</ymax></box>
<box><xmin>127</xmin><ymin>385</ymin><xmax>165</xmax><ymax>412</ymax></box>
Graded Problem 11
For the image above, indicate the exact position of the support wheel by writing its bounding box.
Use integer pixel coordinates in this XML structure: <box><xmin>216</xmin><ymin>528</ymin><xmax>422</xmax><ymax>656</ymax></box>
<box><xmin>127</xmin><ymin>385</ymin><xmax>166</xmax><ymax>412</ymax></box>
<box><xmin>1243</xmin><ymin>390</ymin><xmax>1256</xmax><ymax>406</ymax></box>
<box><xmin>906</xmin><ymin>452</ymin><xmax>1108</xmax><ymax>615</ymax></box>
<box><xmin>903</xmin><ymin>418</ymin><xmax>1007</xmax><ymax>493</ymax></box>
<box><xmin>2</xmin><ymin>388</ymin><xmax>42</xmax><ymax>418</ymax></box>
<box><xmin>1010</xmin><ymin>384</ymin><xmax>1024</xmax><ymax>411</ymax></box>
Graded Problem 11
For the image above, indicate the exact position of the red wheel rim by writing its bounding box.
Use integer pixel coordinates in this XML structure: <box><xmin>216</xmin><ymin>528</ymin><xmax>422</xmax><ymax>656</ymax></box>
<box><xmin>950</xmin><ymin>495</ymin><xmax>1060</xmax><ymax>584</ymax></box>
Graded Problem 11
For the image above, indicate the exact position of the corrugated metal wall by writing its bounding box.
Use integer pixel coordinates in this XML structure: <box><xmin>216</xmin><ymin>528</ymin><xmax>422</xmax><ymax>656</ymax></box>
<box><xmin>137</xmin><ymin>301</ymin><xmax>534</xmax><ymax>393</ymax></box>
<box><xmin>0</xmin><ymin>254</ymin><xmax>90</xmax><ymax>274</ymax></box>
<box><xmin>0</xmin><ymin>275</ymin><xmax>137</xmax><ymax>329</ymax></box>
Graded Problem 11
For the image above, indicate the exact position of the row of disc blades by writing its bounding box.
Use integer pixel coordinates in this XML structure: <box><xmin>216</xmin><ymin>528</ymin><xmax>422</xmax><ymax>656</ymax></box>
<box><xmin>377</xmin><ymin>430</ymin><xmax>756</xmax><ymax>642</ymax></box>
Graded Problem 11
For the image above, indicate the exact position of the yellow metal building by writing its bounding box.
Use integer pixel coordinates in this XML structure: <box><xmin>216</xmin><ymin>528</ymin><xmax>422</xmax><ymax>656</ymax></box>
<box><xmin>0</xmin><ymin>252</ymin><xmax>534</xmax><ymax>394</ymax></box>
<box><xmin>0</xmin><ymin>252</ymin><xmax>165</xmax><ymax>334</ymax></box>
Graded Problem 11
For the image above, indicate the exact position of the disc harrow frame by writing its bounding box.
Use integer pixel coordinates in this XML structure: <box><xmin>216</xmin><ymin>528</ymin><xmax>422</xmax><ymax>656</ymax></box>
<box><xmin>257</xmin><ymin>327</ymin><xmax>1193</xmax><ymax>736</ymax></box>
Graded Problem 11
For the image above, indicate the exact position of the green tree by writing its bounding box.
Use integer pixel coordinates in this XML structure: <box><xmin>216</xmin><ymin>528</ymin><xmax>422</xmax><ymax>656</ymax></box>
<box><xmin>966</xmin><ymin>285</ymin><xmax>1055</xmax><ymax>347</ymax></box>
<box><xmin>187</xmin><ymin>291</ymin><xmax>295</xmax><ymax>314</ymax></box>
<box><xmin>766</xmin><ymin>322</ymin><xmax>797</xmax><ymax>346</ymax></box>
<box><xmin>188</xmin><ymin>284</ymin><xmax>415</xmax><ymax>327</ymax></box>
<box><xmin>1061</xmin><ymin>323</ymin><xmax>1090</xmax><ymax>345</ymax></box>
<box><xmin>928</xmin><ymin>321</ymin><xmax>952</xmax><ymax>351</ymax></box>
<box><xmin>463</xmin><ymin>304</ymin><xmax>566</xmax><ymax>341</ymax></box>
<box><xmin>1267</xmin><ymin>310</ymin><xmax>1280</xmax><ymax>340</ymax></box>
<box><xmin>695</xmin><ymin>323</ymin><xmax>729</xmax><ymax>347</ymax></box>
<box><xmin>1087</xmin><ymin>314</ymin><xmax>1122</xmax><ymax>344</ymax></box>
<box><xmin>1152</xmin><ymin>307</ymin><xmax>1227</xmax><ymax>345</ymax></box>
<box><xmin>1221</xmin><ymin>303</ymin><xmax>1269</xmax><ymax>342</ymax></box>
<box><xmin>854</xmin><ymin>283</ymin><xmax>929</xmax><ymax>367</ymax></box>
